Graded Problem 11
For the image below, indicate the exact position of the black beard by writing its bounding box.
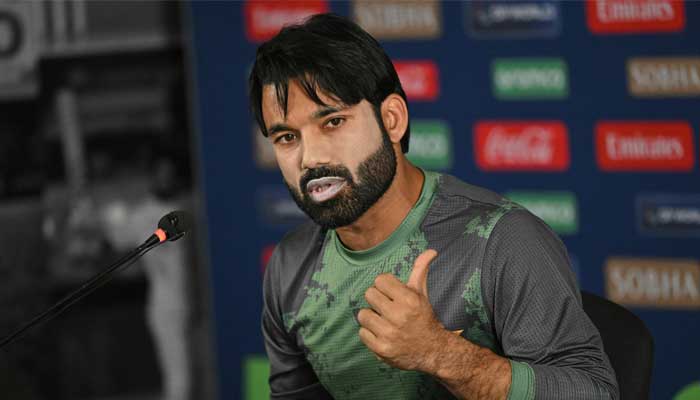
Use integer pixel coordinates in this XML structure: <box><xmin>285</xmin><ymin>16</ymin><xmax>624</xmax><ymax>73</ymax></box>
<box><xmin>285</xmin><ymin>133</ymin><xmax>397</xmax><ymax>230</ymax></box>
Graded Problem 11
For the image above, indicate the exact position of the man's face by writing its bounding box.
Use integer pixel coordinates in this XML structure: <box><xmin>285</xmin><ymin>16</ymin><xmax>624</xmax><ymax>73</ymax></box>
<box><xmin>261</xmin><ymin>80</ymin><xmax>397</xmax><ymax>229</ymax></box>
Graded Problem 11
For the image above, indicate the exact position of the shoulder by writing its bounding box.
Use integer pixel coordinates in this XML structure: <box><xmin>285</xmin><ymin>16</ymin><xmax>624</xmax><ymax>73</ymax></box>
<box><xmin>266</xmin><ymin>221</ymin><xmax>326</xmax><ymax>295</ymax></box>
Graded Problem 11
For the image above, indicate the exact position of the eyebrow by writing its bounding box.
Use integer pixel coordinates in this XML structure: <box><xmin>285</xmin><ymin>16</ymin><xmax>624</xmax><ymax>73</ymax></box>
<box><xmin>267</xmin><ymin>105</ymin><xmax>350</xmax><ymax>136</ymax></box>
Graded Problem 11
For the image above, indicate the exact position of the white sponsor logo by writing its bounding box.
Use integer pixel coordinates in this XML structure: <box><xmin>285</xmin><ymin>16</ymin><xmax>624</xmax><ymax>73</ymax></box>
<box><xmin>495</xmin><ymin>67</ymin><xmax>565</xmax><ymax>90</ymax></box>
<box><xmin>596</xmin><ymin>0</ymin><xmax>675</xmax><ymax>23</ymax></box>
<box><xmin>609</xmin><ymin>264</ymin><xmax>699</xmax><ymax>303</ymax></box>
<box><xmin>485</xmin><ymin>127</ymin><xmax>554</xmax><ymax>165</ymax></box>
<box><xmin>478</xmin><ymin>3</ymin><xmax>557</xmax><ymax>25</ymax></box>
<box><xmin>630</xmin><ymin>62</ymin><xmax>700</xmax><ymax>91</ymax></box>
<box><xmin>605</xmin><ymin>133</ymin><xmax>684</xmax><ymax>160</ymax></box>
<box><xmin>251</xmin><ymin>9</ymin><xmax>315</xmax><ymax>32</ymax></box>
<box><xmin>410</xmin><ymin>134</ymin><xmax>448</xmax><ymax>158</ymax></box>
<box><xmin>353</xmin><ymin>1</ymin><xmax>441</xmax><ymax>38</ymax></box>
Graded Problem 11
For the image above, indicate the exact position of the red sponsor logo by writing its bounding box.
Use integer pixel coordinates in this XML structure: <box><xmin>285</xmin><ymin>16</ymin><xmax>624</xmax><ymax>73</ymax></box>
<box><xmin>244</xmin><ymin>0</ymin><xmax>329</xmax><ymax>42</ymax></box>
<box><xmin>474</xmin><ymin>121</ymin><xmax>570</xmax><ymax>171</ymax></box>
<box><xmin>595</xmin><ymin>121</ymin><xmax>695</xmax><ymax>171</ymax></box>
<box><xmin>260</xmin><ymin>244</ymin><xmax>276</xmax><ymax>274</ymax></box>
<box><xmin>586</xmin><ymin>0</ymin><xmax>685</xmax><ymax>34</ymax></box>
<box><xmin>393</xmin><ymin>61</ymin><xmax>440</xmax><ymax>101</ymax></box>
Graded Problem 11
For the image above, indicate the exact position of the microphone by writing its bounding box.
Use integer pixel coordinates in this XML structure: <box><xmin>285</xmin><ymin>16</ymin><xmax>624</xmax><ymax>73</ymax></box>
<box><xmin>0</xmin><ymin>210</ymin><xmax>192</xmax><ymax>350</ymax></box>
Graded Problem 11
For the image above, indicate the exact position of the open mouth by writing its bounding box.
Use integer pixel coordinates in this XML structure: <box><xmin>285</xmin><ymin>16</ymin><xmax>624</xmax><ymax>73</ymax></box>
<box><xmin>306</xmin><ymin>177</ymin><xmax>347</xmax><ymax>203</ymax></box>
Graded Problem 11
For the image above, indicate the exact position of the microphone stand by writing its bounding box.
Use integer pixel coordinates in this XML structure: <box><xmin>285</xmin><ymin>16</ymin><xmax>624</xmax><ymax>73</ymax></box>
<box><xmin>0</xmin><ymin>234</ymin><xmax>164</xmax><ymax>350</ymax></box>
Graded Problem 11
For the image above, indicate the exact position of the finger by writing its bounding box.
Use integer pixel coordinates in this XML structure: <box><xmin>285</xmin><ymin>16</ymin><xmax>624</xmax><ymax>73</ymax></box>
<box><xmin>358</xmin><ymin>327</ymin><xmax>383</xmax><ymax>359</ymax></box>
<box><xmin>364</xmin><ymin>286</ymin><xmax>395</xmax><ymax>316</ymax></box>
<box><xmin>373</xmin><ymin>273</ymin><xmax>408</xmax><ymax>299</ymax></box>
<box><xmin>406</xmin><ymin>249</ymin><xmax>438</xmax><ymax>297</ymax></box>
<box><xmin>357</xmin><ymin>308</ymin><xmax>392</xmax><ymax>337</ymax></box>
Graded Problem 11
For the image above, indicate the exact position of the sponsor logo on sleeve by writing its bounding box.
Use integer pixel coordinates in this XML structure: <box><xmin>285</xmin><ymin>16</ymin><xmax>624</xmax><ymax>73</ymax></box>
<box><xmin>406</xmin><ymin>120</ymin><xmax>452</xmax><ymax>170</ymax></box>
<box><xmin>595</xmin><ymin>121</ymin><xmax>695</xmax><ymax>171</ymax></box>
<box><xmin>393</xmin><ymin>60</ymin><xmax>440</xmax><ymax>101</ymax></box>
<box><xmin>637</xmin><ymin>194</ymin><xmax>700</xmax><ymax>236</ymax></box>
<box><xmin>257</xmin><ymin>185</ymin><xmax>309</xmax><ymax>228</ymax></box>
<box><xmin>492</xmin><ymin>58</ymin><xmax>568</xmax><ymax>100</ymax></box>
<box><xmin>260</xmin><ymin>244</ymin><xmax>276</xmax><ymax>274</ymax></box>
<box><xmin>505</xmin><ymin>191</ymin><xmax>578</xmax><ymax>234</ymax></box>
<box><xmin>605</xmin><ymin>257</ymin><xmax>700</xmax><ymax>309</ymax></box>
<box><xmin>474</xmin><ymin>121</ymin><xmax>570</xmax><ymax>171</ymax></box>
<box><xmin>352</xmin><ymin>0</ymin><xmax>441</xmax><ymax>40</ymax></box>
<box><xmin>244</xmin><ymin>0</ymin><xmax>329</xmax><ymax>42</ymax></box>
<box><xmin>586</xmin><ymin>0</ymin><xmax>685</xmax><ymax>34</ymax></box>
<box><xmin>465</xmin><ymin>1</ymin><xmax>561</xmax><ymax>39</ymax></box>
<box><xmin>627</xmin><ymin>57</ymin><xmax>700</xmax><ymax>97</ymax></box>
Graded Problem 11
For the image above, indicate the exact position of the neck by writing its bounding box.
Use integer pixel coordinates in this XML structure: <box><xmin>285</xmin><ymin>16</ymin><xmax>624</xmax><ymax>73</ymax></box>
<box><xmin>335</xmin><ymin>158</ymin><xmax>424</xmax><ymax>251</ymax></box>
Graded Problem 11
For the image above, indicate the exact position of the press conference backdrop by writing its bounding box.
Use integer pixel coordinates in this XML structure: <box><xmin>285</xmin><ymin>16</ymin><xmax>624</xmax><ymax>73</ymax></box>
<box><xmin>187</xmin><ymin>1</ymin><xmax>700</xmax><ymax>399</ymax></box>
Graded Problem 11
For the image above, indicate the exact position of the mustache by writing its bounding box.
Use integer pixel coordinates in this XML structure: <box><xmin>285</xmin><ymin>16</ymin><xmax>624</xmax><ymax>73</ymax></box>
<box><xmin>299</xmin><ymin>166</ymin><xmax>354</xmax><ymax>194</ymax></box>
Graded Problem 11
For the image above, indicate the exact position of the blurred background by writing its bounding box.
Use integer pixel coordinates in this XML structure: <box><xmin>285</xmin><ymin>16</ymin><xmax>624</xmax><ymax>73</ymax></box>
<box><xmin>1</xmin><ymin>1</ymin><xmax>699</xmax><ymax>400</ymax></box>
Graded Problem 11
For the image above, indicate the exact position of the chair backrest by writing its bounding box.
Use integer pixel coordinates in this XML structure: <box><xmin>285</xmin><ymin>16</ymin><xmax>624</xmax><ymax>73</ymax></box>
<box><xmin>581</xmin><ymin>291</ymin><xmax>654</xmax><ymax>400</ymax></box>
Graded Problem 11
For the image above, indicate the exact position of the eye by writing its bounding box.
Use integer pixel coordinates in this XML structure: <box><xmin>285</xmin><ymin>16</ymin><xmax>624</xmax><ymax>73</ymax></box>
<box><xmin>324</xmin><ymin>117</ymin><xmax>345</xmax><ymax>129</ymax></box>
<box><xmin>274</xmin><ymin>132</ymin><xmax>297</xmax><ymax>144</ymax></box>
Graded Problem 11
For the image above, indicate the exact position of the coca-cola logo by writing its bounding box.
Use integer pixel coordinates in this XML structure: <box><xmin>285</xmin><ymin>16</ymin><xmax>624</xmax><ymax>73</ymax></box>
<box><xmin>393</xmin><ymin>61</ymin><xmax>439</xmax><ymax>101</ymax></box>
<box><xmin>586</xmin><ymin>0</ymin><xmax>685</xmax><ymax>34</ymax></box>
<box><xmin>474</xmin><ymin>121</ymin><xmax>569</xmax><ymax>171</ymax></box>
<box><xmin>595</xmin><ymin>121</ymin><xmax>695</xmax><ymax>171</ymax></box>
<box><xmin>244</xmin><ymin>0</ymin><xmax>329</xmax><ymax>42</ymax></box>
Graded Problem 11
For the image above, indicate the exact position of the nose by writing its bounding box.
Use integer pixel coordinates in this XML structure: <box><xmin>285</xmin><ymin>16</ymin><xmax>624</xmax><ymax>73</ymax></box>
<box><xmin>301</xmin><ymin>132</ymin><xmax>332</xmax><ymax>170</ymax></box>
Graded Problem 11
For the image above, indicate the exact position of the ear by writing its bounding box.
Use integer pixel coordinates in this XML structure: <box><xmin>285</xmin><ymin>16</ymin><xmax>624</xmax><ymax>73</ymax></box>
<box><xmin>380</xmin><ymin>94</ymin><xmax>409</xmax><ymax>145</ymax></box>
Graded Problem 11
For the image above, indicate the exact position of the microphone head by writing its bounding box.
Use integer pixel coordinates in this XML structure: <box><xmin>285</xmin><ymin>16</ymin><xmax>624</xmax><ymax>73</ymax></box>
<box><xmin>157</xmin><ymin>210</ymin><xmax>192</xmax><ymax>241</ymax></box>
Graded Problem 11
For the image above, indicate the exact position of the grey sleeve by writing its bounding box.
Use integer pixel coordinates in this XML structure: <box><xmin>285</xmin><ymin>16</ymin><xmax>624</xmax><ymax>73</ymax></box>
<box><xmin>262</xmin><ymin>247</ymin><xmax>333</xmax><ymax>399</ymax></box>
<box><xmin>481</xmin><ymin>210</ymin><xmax>619</xmax><ymax>400</ymax></box>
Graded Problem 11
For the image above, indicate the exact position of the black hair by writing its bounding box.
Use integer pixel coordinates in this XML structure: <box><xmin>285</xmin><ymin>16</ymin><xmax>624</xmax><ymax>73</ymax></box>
<box><xmin>249</xmin><ymin>13</ymin><xmax>410</xmax><ymax>153</ymax></box>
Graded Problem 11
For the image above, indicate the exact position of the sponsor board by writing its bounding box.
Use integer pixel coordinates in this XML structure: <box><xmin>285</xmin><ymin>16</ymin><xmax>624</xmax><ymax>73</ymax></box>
<box><xmin>586</xmin><ymin>0</ymin><xmax>685</xmax><ymax>34</ymax></box>
<box><xmin>393</xmin><ymin>60</ymin><xmax>439</xmax><ymax>101</ymax></box>
<box><xmin>674</xmin><ymin>382</ymin><xmax>700</xmax><ymax>400</ymax></box>
<box><xmin>595</xmin><ymin>121</ymin><xmax>695</xmax><ymax>171</ymax></box>
<box><xmin>244</xmin><ymin>0</ymin><xmax>328</xmax><ymax>42</ymax></box>
<box><xmin>406</xmin><ymin>120</ymin><xmax>452</xmax><ymax>170</ymax></box>
<box><xmin>352</xmin><ymin>0</ymin><xmax>441</xmax><ymax>40</ymax></box>
<box><xmin>605</xmin><ymin>257</ymin><xmax>700</xmax><ymax>309</ymax></box>
<box><xmin>505</xmin><ymin>191</ymin><xmax>578</xmax><ymax>234</ymax></box>
<box><xmin>465</xmin><ymin>0</ymin><xmax>561</xmax><ymax>39</ymax></box>
<box><xmin>627</xmin><ymin>57</ymin><xmax>700</xmax><ymax>97</ymax></box>
<box><xmin>492</xmin><ymin>58</ymin><xmax>568</xmax><ymax>100</ymax></box>
<box><xmin>474</xmin><ymin>121</ymin><xmax>570</xmax><ymax>171</ymax></box>
<box><xmin>637</xmin><ymin>194</ymin><xmax>700</xmax><ymax>236</ymax></box>
<box><xmin>244</xmin><ymin>355</ymin><xmax>270</xmax><ymax>400</ymax></box>
<box><xmin>253</xmin><ymin>126</ymin><xmax>278</xmax><ymax>170</ymax></box>
<box><xmin>257</xmin><ymin>185</ymin><xmax>309</xmax><ymax>227</ymax></box>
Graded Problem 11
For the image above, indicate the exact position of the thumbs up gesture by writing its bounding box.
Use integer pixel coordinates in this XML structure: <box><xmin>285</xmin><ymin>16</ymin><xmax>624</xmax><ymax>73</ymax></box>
<box><xmin>358</xmin><ymin>249</ymin><xmax>451</xmax><ymax>372</ymax></box>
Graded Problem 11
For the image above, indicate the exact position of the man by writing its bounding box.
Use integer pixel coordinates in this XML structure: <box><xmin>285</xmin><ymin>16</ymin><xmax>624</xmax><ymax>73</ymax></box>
<box><xmin>250</xmin><ymin>13</ymin><xmax>618</xmax><ymax>400</ymax></box>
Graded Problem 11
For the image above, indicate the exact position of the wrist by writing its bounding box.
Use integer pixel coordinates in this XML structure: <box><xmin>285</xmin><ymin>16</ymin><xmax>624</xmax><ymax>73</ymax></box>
<box><xmin>426</xmin><ymin>328</ymin><xmax>475</xmax><ymax>381</ymax></box>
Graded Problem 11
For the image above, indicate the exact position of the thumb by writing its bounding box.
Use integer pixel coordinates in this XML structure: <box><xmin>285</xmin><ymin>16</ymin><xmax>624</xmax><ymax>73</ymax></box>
<box><xmin>406</xmin><ymin>249</ymin><xmax>438</xmax><ymax>297</ymax></box>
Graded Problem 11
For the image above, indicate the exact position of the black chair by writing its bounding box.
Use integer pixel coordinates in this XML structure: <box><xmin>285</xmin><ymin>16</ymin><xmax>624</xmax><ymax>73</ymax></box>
<box><xmin>581</xmin><ymin>291</ymin><xmax>654</xmax><ymax>400</ymax></box>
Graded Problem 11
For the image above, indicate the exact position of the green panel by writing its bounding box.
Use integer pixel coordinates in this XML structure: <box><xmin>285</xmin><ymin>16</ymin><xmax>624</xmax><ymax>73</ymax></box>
<box><xmin>492</xmin><ymin>58</ymin><xmax>568</xmax><ymax>100</ymax></box>
<box><xmin>674</xmin><ymin>382</ymin><xmax>700</xmax><ymax>400</ymax></box>
<box><xmin>243</xmin><ymin>355</ymin><xmax>270</xmax><ymax>400</ymax></box>
<box><xmin>505</xmin><ymin>191</ymin><xmax>578</xmax><ymax>235</ymax></box>
<box><xmin>406</xmin><ymin>120</ymin><xmax>452</xmax><ymax>170</ymax></box>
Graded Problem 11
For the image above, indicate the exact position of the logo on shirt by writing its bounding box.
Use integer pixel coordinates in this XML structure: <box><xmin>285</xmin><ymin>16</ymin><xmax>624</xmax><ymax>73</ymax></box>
<box><xmin>393</xmin><ymin>60</ymin><xmax>440</xmax><ymax>101</ymax></box>
<box><xmin>595</xmin><ymin>121</ymin><xmax>695</xmax><ymax>172</ymax></box>
<box><xmin>627</xmin><ymin>57</ymin><xmax>700</xmax><ymax>97</ymax></box>
<box><xmin>257</xmin><ymin>185</ymin><xmax>309</xmax><ymax>228</ymax></box>
<box><xmin>465</xmin><ymin>1</ymin><xmax>561</xmax><ymax>39</ymax></box>
<box><xmin>505</xmin><ymin>191</ymin><xmax>578</xmax><ymax>235</ymax></box>
<box><xmin>586</xmin><ymin>0</ymin><xmax>685</xmax><ymax>34</ymax></box>
<box><xmin>244</xmin><ymin>0</ymin><xmax>329</xmax><ymax>42</ymax></box>
<box><xmin>637</xmin><ymin>194</ymin><xmax>700</xmax><ymax>237</ymax></box>
<box><xmin>474</xmin><ymin>121</ymin><xmax>570</xmax><ymax>171</ymax></box>
<box><xmin>492</xmin><ymin>58</ymin><xmax>568</xmax><ymax>100</ymax></box>
<box><xmin>406</xmin><ymin>120</ymin><xmax>452</xmax><ymax>170</ymax></box>
<box><xmin>352</xmin><ymin>0</ymin><xmax>442</xmax><ymax>39</ymax></box>
<box><xmin>605</xmin><ymin>257</ymin><xmax>700</xmax><ymax>309</ymax></box>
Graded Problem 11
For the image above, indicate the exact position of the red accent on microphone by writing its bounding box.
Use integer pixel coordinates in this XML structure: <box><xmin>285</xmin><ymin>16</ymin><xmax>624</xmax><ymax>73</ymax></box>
<box><xmin>155</xmin><ymin>228</ymin><xmax>167</xmax><ymax>243</ymax></box>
